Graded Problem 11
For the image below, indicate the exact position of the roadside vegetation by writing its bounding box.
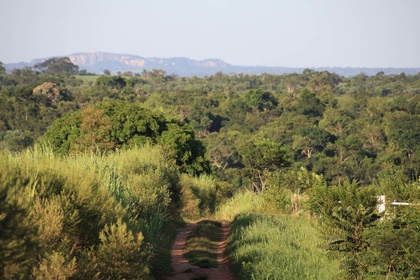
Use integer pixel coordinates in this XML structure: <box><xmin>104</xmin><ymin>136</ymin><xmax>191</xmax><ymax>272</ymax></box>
<box><xmin>1</xmin><ymin>58</ymin><xmax>419</xmax><ymax>279</ymax></box>
<box><xmin>0</xmin><ymin>145</ymin><xmax>180</xmax><ymax>279</ymax></box>
<box><xmin>227</xmin><ymin>213</ymin><xmax>343</xmax><ymax>279</ymax></box>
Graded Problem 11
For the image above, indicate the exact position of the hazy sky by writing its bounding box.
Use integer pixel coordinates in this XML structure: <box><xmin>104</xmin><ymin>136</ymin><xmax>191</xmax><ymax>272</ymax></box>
<box><xmin>1</xmin><ymin>0</ymin><xmax>419</xmax><ymax>67</ymax></box>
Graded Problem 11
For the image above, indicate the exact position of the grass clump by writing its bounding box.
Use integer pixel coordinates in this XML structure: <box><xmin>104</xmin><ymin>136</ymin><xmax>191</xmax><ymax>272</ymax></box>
<box><xmin>184</xmin><ymin>220</ymin><xmax>222</xmax><ymax>268</ymax></box>
<box><xmin>227</xmin><ymin>213</ymin><xmax>343</xmax><ymax>280</ymax></box>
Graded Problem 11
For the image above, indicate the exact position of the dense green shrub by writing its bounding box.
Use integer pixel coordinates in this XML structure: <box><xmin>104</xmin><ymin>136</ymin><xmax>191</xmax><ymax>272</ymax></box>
<box><xmin>89</xmin><ymin>219</ymin><xmax>149</xmax><ymax>279</ymax></box>
<box><xmin>364</xmin><ymin>207</ymin><xmax>420</xmax><ymax>279</ymax></box>
<box><xmin>309</xmin><ymin>180</ymin><xmax>379</xmax><ymax>278</ymax></box>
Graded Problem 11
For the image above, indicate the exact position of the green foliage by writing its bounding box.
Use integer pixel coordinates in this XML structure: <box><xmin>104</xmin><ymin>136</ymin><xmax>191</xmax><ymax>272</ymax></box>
<box><xmin>34</xmin><ymin>57</ymin><xmax>79</xmax><ymax>75</ymax></box>
<box><xmin>0</xmin><ymin>156</ymin><xmax>39</xmax><ymax>279</ymax></box>
<box><xmin>227</xmin><ymin>214</ymin><xmax>343</xmax><ymax>280</ymax></box>
<box><xmin>240</xmin><ymin>138</ymin><xmax>290</xmax><ymax>192</ymax></box>
<box><xmin>0</xmin><ymin>61</ymin><xmax>5</xmax><ymax>75</ymax></box>
<box><xmin>1</xmin><ymin>67</ymin><xmax>420</xmax><ymax>278</ymax></box>
<box><xmin>375</xmin><ymin>167</ymin><xmax>420</xmax><ymax>202</ymax></box>
<box><xmin>243</xmin><ymin>89</ymin><xmax>278</xmax><ymax>112</ymax></box>
<box><xmin>361</xmin><ymin>171</ymin><xmax>420</xmax><ymax>278</ymax></box>
<box><xmin>33</xmin><ymin>252</ymin><xmax>77</xmax><ymax>280</ymax></box>
<box><xmin>43</xmin><ymin>101</ymin><xmax>210</xmax><ymax>175</ymax></box>
<box><xmin>96</xmin><ymin>76</ymin><xmax>127</xmax><ymax>90</ymax></box>
<box><xmin>159</xmin><ymin>122</ymin><xmax>211</xmax><ymax>176</ymax></box>
<box><xmin>262</xmin><ymin>179</ymin><xmax>293</xmax><ymax>213</ymax></box>
<box><xmin>309</xmin><ymin>180</ymin><xmax>380</xmax><ymax>279</ymax></box>
<box><xmin>41</xmin><ymin>110</ymin><xmax>82</xmax><ymax>154</ymax></box>
<box><xmin>364</xmin><ymin>207</ymin><xmax>420</xmax><ymax>279</ymax></box>
<box><xmin>0</xmin><ymin>145</ymin><xmax>186</xmax><ymax>279</ymax></box>
<box><xmin>214</xmin><ymin>191</ymin><xmax>269</xmax><ymax>221</ymax></box>
<box><xmin>1</xmin><ymin>68</ymin><xmax>419</xmax><ymax>186</ymax></box>
<box><xmin>297</xmin><ymin>89</ymin><xmax>325</xmax><ymax>117</ymax></box>
<box><xmin>89</xmin><ymin>218</ymin><xmax>149</xmax><ymax>279</ymax></box>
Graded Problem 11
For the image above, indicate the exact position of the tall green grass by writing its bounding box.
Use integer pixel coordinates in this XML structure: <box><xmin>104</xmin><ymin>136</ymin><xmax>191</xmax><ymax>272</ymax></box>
<box><xmin>0</xmin><ymin>144</ymin><xmax>182</xmax><ymax>279</ymax></box>
<box><xmin>227</xmin><ymin>213</ymin><xmax>343</xmax><ymax>280</ymax></box>
<box><xmin>180</xmin><ymin>174</ymin><xmax>218</xmax><ymax>220</ymax></box>
<box><xmin>214</xmin><ymin>191</ymin><xmax>269</xmax><ymax>221</ymax></box>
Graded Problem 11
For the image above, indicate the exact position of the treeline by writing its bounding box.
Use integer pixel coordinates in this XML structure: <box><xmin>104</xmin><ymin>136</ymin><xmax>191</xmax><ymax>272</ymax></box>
<box><xmin>1</xmin><ymin>60</ymin><xmax>419</xmax><ymax>186</ymax></box>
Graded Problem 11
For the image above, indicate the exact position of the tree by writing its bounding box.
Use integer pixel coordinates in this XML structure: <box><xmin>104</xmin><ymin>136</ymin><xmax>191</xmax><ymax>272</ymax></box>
<box><xmin>297</xmin><ymin>89</ymin><xmax>325</xmax><ymax>118</ymax></box>
<box><xmin>292</xmin><ymin>127</ymin><xmax>336</xmax><ymax>159</ymax></box>
<box><xmin>240</xmin><ymin>138</ymin><xmax>290</xmax><ymax>192</ymax></box>
<box><xmin>158</xmin><ymin>122</ymin><xmax>211</xmax><ymax>176</ymax></box>
<box><xmin>103</xmin><ymin>69</ymin><xmax>111</xmax><ymax>76</ymax></box>
<box><xmin>43</xmin><ymin>101</ymin><xmax>210</xmax><ymax>175</ymax></box>
<box><xmin>0</xmin><ymin>61</ymin><xmax>5</xmax><ymax>75</ymax></box>
<box><xmin>34</xmin><ymin>57</ymin><xmax>79</xmax><ymax>75</ymax></box>
<box><xmin>96</xmin><ymin>76</ymin><xmax>127</xmax><ymax>90</ymax></box>
<box><xmin>78</xmin><ymin>107</ymin><xmax>115</xmax><ymax>151</ymax></box>
<box><xmin>243</xmin><ymin>89</ymin><xmax>278</xmax><ymax>112</ymax></box>
<box><xmin>32</xmin><ymin>82</ymin><xmax>61</xmax><ymax>106</ymax></box>
<box><xmin>90</xmin><ymin>219</ymin><xmax>149</xmax><ymax>279</ymax></box>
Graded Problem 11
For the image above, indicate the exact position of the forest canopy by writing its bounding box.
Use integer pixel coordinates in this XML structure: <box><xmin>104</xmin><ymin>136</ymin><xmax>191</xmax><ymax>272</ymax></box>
<box><xmin>1</xmin><ymin>64</ymin><xmax>419</xmax><ymax>185</ymax></box>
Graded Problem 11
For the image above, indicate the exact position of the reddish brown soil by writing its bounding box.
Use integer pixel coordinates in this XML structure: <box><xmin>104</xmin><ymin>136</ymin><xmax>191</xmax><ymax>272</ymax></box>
<box><xmin>165</xmin><ymin>222</ymin><xmax>235</xmax><ymax>280</ymax></box>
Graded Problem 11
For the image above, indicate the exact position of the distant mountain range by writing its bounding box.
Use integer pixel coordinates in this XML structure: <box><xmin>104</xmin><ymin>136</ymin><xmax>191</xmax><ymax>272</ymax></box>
<box><xmin>4</xmin><ymin>52</ymin><xmax>420</xmax><ymax>77</ymax></box>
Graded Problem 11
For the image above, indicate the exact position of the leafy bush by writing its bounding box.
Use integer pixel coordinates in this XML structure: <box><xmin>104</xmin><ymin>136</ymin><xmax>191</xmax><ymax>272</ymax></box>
<box><xmin>0</xmin><ymin>155</ymin><xmax>39</xmax><ymax>279</ymax></box>
<box><xmin>33</xmin><ymin>252</ymin><xmax>76</xmax><ymax>280</ymax></box>
<box><xmin>364</xmin><ymin>207</ymin><xmax>420</xmax><ymax>279</ymax></box>
<box><xmin>89</xmin><ymin>219</ymin><xmax>149</xmax><ymax>279</ymax></box>
<box><xmin>309</xmin><ymin>180</ymin><xmax>379</xmax><ymax>278</ymax></box>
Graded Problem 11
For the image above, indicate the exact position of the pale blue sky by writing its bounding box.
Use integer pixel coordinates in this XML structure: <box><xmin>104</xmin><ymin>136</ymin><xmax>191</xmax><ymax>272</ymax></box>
<box><xmin>1</xmin><ymin>0</ymin><xmax>419</xmax><ymax>67</ymax></box>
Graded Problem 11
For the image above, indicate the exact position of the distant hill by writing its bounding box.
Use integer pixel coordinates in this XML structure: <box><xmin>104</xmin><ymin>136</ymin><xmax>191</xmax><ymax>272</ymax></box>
<box><xmin>4</xmin><ymin>52</ymin><xmax>420</xmax><ymax>77</ymax></box>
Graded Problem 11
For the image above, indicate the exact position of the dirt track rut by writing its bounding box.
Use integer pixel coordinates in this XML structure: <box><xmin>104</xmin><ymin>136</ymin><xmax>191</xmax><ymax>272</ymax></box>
<box><xmin>165</xmin><ymin>222</ymin><xmax>235</xmax><ymax>280</ymax></box>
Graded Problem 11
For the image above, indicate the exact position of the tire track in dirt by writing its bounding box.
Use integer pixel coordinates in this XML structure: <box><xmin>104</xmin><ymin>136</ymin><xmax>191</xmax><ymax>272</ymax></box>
<box><xmin>165</xmin><ymin>222</ymin><xmax>235</xmax><ymax>280</ymax></box>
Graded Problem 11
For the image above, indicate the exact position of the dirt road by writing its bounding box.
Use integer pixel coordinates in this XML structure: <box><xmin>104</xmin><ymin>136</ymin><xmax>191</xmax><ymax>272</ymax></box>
<box><xmin>165</xmin><ymin>222</ymin><xmax>235</xmax><ymax>280</ymax></box>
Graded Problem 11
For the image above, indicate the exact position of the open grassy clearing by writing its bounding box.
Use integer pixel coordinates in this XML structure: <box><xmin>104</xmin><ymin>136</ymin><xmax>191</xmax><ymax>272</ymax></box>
<box><xmin>74</xmin><ymin>74</ymin><xmax>100</xmax><ymax>82</ymax></box>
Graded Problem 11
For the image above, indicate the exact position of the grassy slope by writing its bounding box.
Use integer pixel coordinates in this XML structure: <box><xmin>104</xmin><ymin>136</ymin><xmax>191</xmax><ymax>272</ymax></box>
<box><xmin>227</xmin><ymin>213</ymin><xmax>343</xmax><ymax>280</ymax></box>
